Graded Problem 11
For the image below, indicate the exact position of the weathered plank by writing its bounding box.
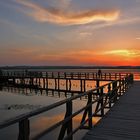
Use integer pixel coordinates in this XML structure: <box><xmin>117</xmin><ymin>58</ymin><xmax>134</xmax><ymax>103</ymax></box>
<box><xmin>83</xmin><ymin>81</ymin><xmax>140</xmax><ymax>140</ymax></box>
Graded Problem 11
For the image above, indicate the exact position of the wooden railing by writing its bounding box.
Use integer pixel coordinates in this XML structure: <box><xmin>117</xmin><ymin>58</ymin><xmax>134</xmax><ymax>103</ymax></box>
<box><xmin>0</xmin><ymin>71</ymin><xmax>130</xmax><ymax>80</ymax></box>
<box><xmin>0</xmin><ymin>74</ymin><xmax>133</xmax><ymax>140</ymax></box>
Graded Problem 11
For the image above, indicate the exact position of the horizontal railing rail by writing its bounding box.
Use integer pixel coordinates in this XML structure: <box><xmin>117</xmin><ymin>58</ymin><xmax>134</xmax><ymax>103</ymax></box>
<box><xmin>0</xmin><ymin>74</ymin><xmax>133</xmax><ymax>140</ymax></box>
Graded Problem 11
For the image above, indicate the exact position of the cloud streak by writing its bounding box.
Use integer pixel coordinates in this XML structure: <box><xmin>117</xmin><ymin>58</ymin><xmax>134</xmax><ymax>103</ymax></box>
<box><xmin>15</xmin><ymin>0</ymin><xmax>119</xmax><ymax>25</ymax></box>
<box><xmin>103</xmin><ymin>49</ymin><xmax>140</xmax><ymax>57</ymax></box>
<box><xmin>79</xmin><ymin>17</ymin><xmax>140</xmax><ymax>32</ymax></box>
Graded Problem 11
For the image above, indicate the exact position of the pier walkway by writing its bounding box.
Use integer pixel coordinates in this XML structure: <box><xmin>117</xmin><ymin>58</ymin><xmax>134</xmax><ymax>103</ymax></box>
<box><xmin>83</xmin><ymin>81</ymin><xmax>140</xmax><ymax>140</ymax></box>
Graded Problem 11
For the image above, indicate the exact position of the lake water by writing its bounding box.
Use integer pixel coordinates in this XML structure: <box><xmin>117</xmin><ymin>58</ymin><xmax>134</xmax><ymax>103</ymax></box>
<box><xmin>0</xmin><ymin>68</ymin><xmax>140</xmax><ymax>140</ymax></box>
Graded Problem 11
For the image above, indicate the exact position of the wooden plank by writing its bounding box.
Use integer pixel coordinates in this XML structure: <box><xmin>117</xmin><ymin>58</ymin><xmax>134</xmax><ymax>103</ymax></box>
<box><xmin>83</xmin><ymin>81</ymin><xmax>140</xmax><ymax>140</ymax></box>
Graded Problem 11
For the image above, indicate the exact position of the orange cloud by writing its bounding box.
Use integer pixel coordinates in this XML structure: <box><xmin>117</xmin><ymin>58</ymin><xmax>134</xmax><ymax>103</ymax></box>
<box><xmin>15</xmin><ymin>0</ymin><xmax>119</xmax><ymax>25</ymax></box>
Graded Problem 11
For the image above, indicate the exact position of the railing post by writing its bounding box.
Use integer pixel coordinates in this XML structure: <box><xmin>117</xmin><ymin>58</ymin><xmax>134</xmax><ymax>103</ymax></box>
<box><xmin>66</xmin><ymin>79</ymin><xmax>68</xmax><ymax>91</ymax></box>
<box><xmin>94</xmin><ymin>86</ymin><xmax>104</xmax><ymax>117</ymax></box>
<box><xmin>58</xmin><ymin>101</ymin><xmax>73</xmax><ymax>140</ymax></box>
<box><xmin>80</xmin><ymin>91</ymin><xmax>93</xmax><ymax>129</ymax></box>
<box><xmin>88</xmin><ymin>91</ymin><xmax>92</xmax><ymax>128</ymax></box>
<box><xmin>18</xmin><ymin>119</ymin><xmax>30</xmax><ymax>140</ymax></box>
<box><xmin>100</xmin><ymin>87</ymin><xmax>104</xmax><ymax>116</ymax></box>
<box><xmin>108</xmin><ymin>84</ymin><xmax>112</xmax><ymax>108</ymax></box>
<box><xmin>80</xmin><ymin>80</ymin><xmax>84</xmax><ymax>92</ymax></box>
<box><xmin>67</xmin><ymin>101</ymin><xmax>73</xmax><ymax>140</ymax></box>
<box><xmin>84</xmin><ymin>80</ymin><xmax>86</xmax><ymax>92</ymax></box>
<box><xmin>55</xmin><ymin>78</ymin><xmax>57</xmax><ymax>90</ymax></box>
<box><xmin>96</xmin><ymin>80</ymin><xmax>100</xmax><ymax>93</ymax></box>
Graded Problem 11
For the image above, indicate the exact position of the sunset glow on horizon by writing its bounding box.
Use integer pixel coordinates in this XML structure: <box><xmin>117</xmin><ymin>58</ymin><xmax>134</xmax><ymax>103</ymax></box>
<box><xmin>0</xmin><ymin>0</ymin><xmax>140</xmax><ymax>66</ymax></box>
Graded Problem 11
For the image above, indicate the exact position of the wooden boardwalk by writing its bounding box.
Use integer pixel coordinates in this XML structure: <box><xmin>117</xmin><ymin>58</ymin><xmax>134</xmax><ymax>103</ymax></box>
<box><xmin>83</xmin><ymin>81</ymin><xmax>140</xmax><ymax>140</ymax></box>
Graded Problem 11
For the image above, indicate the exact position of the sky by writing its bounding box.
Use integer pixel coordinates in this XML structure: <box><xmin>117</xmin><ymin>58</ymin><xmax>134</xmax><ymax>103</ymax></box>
<box><xmin>0</xmin><ymin>0</ymin><xmax>140</xmax><ymax>66</ymax></box>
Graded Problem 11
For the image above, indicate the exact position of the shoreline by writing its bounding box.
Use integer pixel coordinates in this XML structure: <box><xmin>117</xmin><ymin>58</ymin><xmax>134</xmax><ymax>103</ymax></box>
<box><xmin>0</xmin><ymin>66</ymin><xmax>140</xmax><ymax>70</ymax></box>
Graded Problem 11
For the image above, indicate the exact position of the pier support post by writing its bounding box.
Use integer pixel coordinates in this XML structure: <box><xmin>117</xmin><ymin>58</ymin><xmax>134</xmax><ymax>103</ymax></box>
<box><xmin>43</xmin><ymin>78</ymin><xmax>45</xmax><ymax>89</ymax></box>
<box><xmin>80</xmin><ymin>80</ymin><xmax>86</xmax><ymax>92</ymax></box>
<box><xmin>58</xmin><ymin>79</ymin><xmax>60</xmax><ymax>90</ymax></box>
<box><xmin>66</xmin><ymin>79</ymin><xmax>68</xmax><ymax>91</ymax></box>
<box><xmin>84</xmin><ymin>80</ymin><xmax>86</xmax><ymax>92</ymax></box>
<box><xmin>55</xmin><ymin>79</ymin><xmax>57</xmax><ymax>90</ymax></box>
<box><xmin>69</xmin><ymin>80</ymin><xmax>71</xmax><ymax>90</ymax></box>
<box><xmin>80</xmin><ymin>80</ymin><xmax>82</xmax><ymax>92</ymax></box>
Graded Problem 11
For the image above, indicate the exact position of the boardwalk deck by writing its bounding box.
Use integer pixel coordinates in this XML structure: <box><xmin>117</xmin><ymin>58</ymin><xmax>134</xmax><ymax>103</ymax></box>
<box><xmin>83</xmin><ymin>81</ymin><xmax>140</xmax><ymax>140</ymax></box>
